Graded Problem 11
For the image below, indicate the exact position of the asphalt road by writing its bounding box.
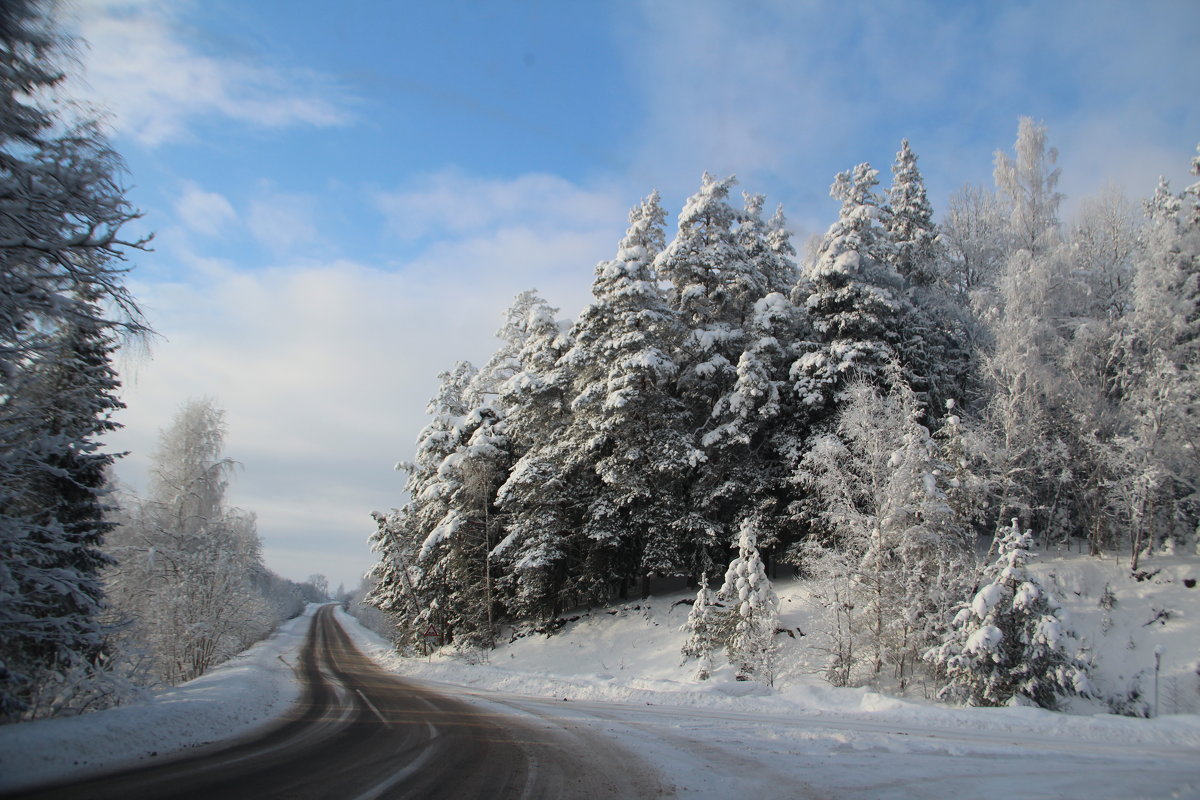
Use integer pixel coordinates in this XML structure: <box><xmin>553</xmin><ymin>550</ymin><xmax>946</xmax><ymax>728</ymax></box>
<box><xmin>9</xmin><ymin>606</ymin><xmax>666</xmax><ymax>799</ymax></box>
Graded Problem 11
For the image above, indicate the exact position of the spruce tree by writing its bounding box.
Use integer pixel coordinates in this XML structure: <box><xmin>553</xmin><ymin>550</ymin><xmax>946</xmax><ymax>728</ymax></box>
<box><xmin>557</xmin><ymin>193</ymin><xmax>691</xmax><ymax>594</ymax></box>
<box><xmin>718</xmin><ymin>520</ymin><xmax>779</xmax><ymax>684</ymax></box>
<box><xmin>927</xmin><ymin>519</ymin><xmax>1092</xmax><ymax>709</ymax></box>
<box><xmin>680</xmin><ymin>573</ymin><xmax>721</xmax><ymax>680</ymax></box>
<box><xmin>791</xmin><ymin>163</ymin><xmax>903</xmax><ymax>419</ymax></box>
<box><xmin>0</xmin><ymin>0</ymin><xmax>147</xmax><ymax>720</ymax></box>
<box><xmin>885</xmin><ymin>139</ymin><xmax>939</xmax><ymax>287</ymax></box>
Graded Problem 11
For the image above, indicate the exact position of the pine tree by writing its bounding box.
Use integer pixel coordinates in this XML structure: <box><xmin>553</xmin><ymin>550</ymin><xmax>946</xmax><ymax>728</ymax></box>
<box><xmin>492</xmin><ymin>297</ymin><xmax>581</xmax><ymax>621</ymax></box>
<box><xmin>791</xmin><ymin>163</ymin><xmax>903</xmax><ymax>417</ymax></box>
<box><xmin>680</xmin><ymin>573</ymin><xmax>721</xmax><ymax>680</ymax></box>
<box><xmin>886</xmin><ymin>140</ymin><xmax>939</xmax><ymax>287</ymax></box>
<box><xmin>655</xmin><ymin>174</ymin><xmax>764</xmax><ymax>574</ymax></box>
<box><xmin>0</xmin><ymin>310</ymin><xmax>125</xmax><ymax>719</ymax></box>
<box><xmin>368</xmin><ymin>362</ymin><xmax>477</xmax><ymax>639</ymax></box>
<box><xmin>927</xmin><ymin>519</ymin><xmax>1093</xmax><ymax>709</ymax></box>
<box><xmin>555</xmin><ymin>193</ymin><xmax>692</xmax><ymax>595</ymax></box>
<box><xmin>0</xmin><ymin>0</ymin><xmax>148</xmax><ymax>721</ymax></box>
<box><xmin>718</xmin><ymin>520</ymin><xmax>779</xmax><ymax>685</ymax></box>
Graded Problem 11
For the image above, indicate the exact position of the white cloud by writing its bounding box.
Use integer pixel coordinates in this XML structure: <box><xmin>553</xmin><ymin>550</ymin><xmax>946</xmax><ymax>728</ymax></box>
<box><xmin>376</xmin><ymin>170</ymin><xmax>626</xmax><ymax>242</ymax></box>
<box><xmin>621</xmin><ymin>0</ymin><xmax>1200</xmax><ymax>228</ymax></box>
<box><xmin>109</xmin><ymin>172</ymin><xmax>629</xmax><ymax>589</ymax></box>
<box><xmin>174</xmin><ymin>182</ymin><xmax>236</xmax><ymax>236</ymax></box>
<box><xmin>247</xmin><ymin>192</ymin><xmax>320</xmax><ymax>253</ymax></box>
<box><xmin>66</xmin><ymin>2</ymin><xmax>350</xmax><ymax>145</ymax></box>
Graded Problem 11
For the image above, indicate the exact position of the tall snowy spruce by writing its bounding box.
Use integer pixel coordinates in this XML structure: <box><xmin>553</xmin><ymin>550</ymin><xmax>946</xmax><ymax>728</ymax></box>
<box><xmin>368</xmin><ymin>362</ymin><xmax>478</xmax><ymax>638</ymax></box>
<box><xmin>791</xmin><ymin>163</ymin><xmax>904</xmax><ymax>419</ymax></box>
<box><xmin>0</xmin><ymin>0</ymin><xmax>147</xmax><ymax>721</ymax></box>
<box><xmin>885</xmin><ymin>140</ymin><xmax>939</xmax><ymax>288</ymax></box>
<box><xmin>885</xmin><ymin>140</ymin><xmax>973</xmax><ymax>415</ymax></box>
<box><xmin>655</xmin><ymin>174</ymin><xmax>786</xmax><ymax>574</ymax></box>
<box><xmin>551</xmin><ymin>192</ymin><xmax>692</xmax><ymax>596</ymax></box>
<box><xmin>491</xmin><ymin>296</ymin><xmax>579</xmax><ymax>623</ymax></box>
<box><xmin>718</xmin><ymin>520</ymin><xmax>780</xmax><ymax>685</ymax></box>
<box><xmin>926</xmin><ymin>519</ymin><xmax>1093</xmax><ymax>709</ymax></box>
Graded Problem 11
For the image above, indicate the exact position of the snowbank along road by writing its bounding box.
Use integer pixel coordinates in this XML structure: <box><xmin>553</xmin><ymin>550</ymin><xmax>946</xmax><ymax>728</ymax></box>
<box><xmin>5</xmin><ymin>605</ymin><xmax>666</xmax><ymax>799</ymax></box>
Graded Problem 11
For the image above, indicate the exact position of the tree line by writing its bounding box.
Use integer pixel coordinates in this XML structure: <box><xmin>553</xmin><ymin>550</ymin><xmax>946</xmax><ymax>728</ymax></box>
<box><xmin>0</xmin><ymin>1</ymin><xmax>322</xmax><ymax>723</ymax></box>
<box><xmin>368</xmin><ymin>121</ymin><xmax>1199</xmax><ymax>708</ymax></box>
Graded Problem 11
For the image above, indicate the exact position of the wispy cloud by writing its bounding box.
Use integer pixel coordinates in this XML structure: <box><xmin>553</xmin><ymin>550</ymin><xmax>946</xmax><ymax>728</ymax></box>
<box><xmin>375</xmin><ymin>170</ymin><xmax>626</xmax><ymax>243</ymax></box>
<box><xmin>247</xmin><ymin>191</ymin><xmax>321</xmax><ymax>254</ymax></box>
<box><xmin>174</xmin><ymin>181</ymin><xmax>236</xmax><ymax>237</ymax></box>
<box><xmin>66</xmin><ymin>1</ymin><xmax>352</xmax><ymax>145</ymax></box>
<box><xmin>621</xmin><ymin>0</ymin><xmax>1200</xmax><ymax>225</ymax></box>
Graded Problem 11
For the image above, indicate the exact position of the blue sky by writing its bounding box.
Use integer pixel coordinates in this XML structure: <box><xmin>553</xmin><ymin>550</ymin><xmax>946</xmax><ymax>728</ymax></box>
<box><xmin>66</xmin><ymin>0</ymin><xmax>1200</xmax><ymax>591</ymax></box>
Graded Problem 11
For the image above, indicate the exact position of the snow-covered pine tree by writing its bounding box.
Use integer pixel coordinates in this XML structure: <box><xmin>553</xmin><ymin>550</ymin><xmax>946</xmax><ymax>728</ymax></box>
<box><xmin>491</xmin><ymin>298</ymin><xmax>583</xmax><ymax>621</ymax></box>
<box><xmin>552</xmin><ymin>193</ymin><xmax>692</xmax><ymax>598</ymax></box>
<box><xmin>680</xmin><ymin>573</ymin><xmax>722</xmax><ymax>680</ymax></box>
<box><xmin>0</xmin><ymin>309</ymin><xmax>126</xmax><ymax>719</ymax></box>
<box><xmin>886</xmin><ymin>140</ymin><xmax>939</xmax><ymax>288</ymax></box>
<box><xmin>705</xmin><ymin>194</ymin><xmax>804</xmax><ymax>561</ymax></box>
<box><xmin>418</xmin><ymin>401</ymin><xmax>510</xmax><ymax>648</ymax></box>
<box><xmin>791</xmin><ymin>163</ymin><xmax>903</xmax><ymax>418</ymax></box>
<box><xmin>655</xmin><ymin>174</ymin><xmax>766</xmax><ymax>574</ymax></box>
<box><xmin>926</xmin><ymin>519</ymin><xmax>1093</xmax><ymax>710</ymax></box>
<box><xmin>718</xmin><ymin>520</ymin><xmax>780</xmax><ymax>685</ymax></box>
<box><xmin>883</xmin><ymin>140</ymin><xmax>975</xmax><ymax>417</ymax></box>
<box><xmin>0</xmin><ymin>0</ymin><xmax>148</xmax><ymax>721</ymax></box>
<box><xmin>368</xmin><ymin>361</ymin><xmax>477</xmax><ymax>639</ymax></box>
<box><xmin>739</xmin><ymin>194</ymin><xmax>799</xmax><ymax>296</ymax></box>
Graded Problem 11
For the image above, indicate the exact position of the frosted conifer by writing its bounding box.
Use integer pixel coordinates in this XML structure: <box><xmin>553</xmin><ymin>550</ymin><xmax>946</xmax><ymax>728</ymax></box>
<box><xmin>926</xmin><ymin>519</ymin><xmax>1093</xmax><ymax>709</ymax></box>
<box><xmin>680</xmin><ymin>573</ymin><xmax>722</xmax><ymax>680</ymax></box>
<box><xmin>718</xmin><ymin>521</ymin><xmax>779</xmax><ymax>684</ymax></box>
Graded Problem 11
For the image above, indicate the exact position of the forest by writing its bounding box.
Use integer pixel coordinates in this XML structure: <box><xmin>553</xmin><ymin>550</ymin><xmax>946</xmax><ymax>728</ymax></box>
<box><xmin>2</xmin><ymin>0</ymin><xmax>1198</xmax><ymax>724</ymax></box>
<box><xmin>366</xmin><ymin>121</ymin><xmax>1200</xmax><ymax>708</ymax></box>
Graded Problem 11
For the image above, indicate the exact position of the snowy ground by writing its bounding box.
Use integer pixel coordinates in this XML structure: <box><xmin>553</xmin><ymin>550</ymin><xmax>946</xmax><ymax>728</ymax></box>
<box><xmin>0</xmin><ymin>606</ymin><xmax>315</xmax><ymax>793</ymax></box>
<box><xmin>337</xmin><ymin>550</ymin><xmax>1200</xmax><ymax>799</ymax></box>
<box><xmin>2</xmin><ymin>554</ymin><xmax>1198</xmax><ymax>798</ymax></box>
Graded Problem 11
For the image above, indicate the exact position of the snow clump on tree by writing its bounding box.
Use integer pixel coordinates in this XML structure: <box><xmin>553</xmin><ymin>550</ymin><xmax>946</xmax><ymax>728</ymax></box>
<box><xmin>926</xmin><ymin>519</ymin><xmax>1094</xmax><ymax>709</ymax></box>
<box><xmin>718</xmin><ymin>520</ymin><xmax>779</xmax><ymax>685</ymax></box>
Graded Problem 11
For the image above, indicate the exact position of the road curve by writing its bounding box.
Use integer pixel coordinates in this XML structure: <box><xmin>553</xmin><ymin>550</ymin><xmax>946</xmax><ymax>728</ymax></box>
<box><xmin>8</xmin><ymin>606</ymin><xmax>666</xmax><ymax>799</ymax></box>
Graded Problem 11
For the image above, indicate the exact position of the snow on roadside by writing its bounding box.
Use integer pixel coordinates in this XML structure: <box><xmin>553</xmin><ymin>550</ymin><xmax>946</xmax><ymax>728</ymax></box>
<box><xmin>334</xmin><ymin>553</ymin><xmax>1200</xmax><ymax>754</ymax></box>
<box><xmin>0</xmin><ymin>606</ymin><xmax>316</xmax><ymax>793</ymax></box>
